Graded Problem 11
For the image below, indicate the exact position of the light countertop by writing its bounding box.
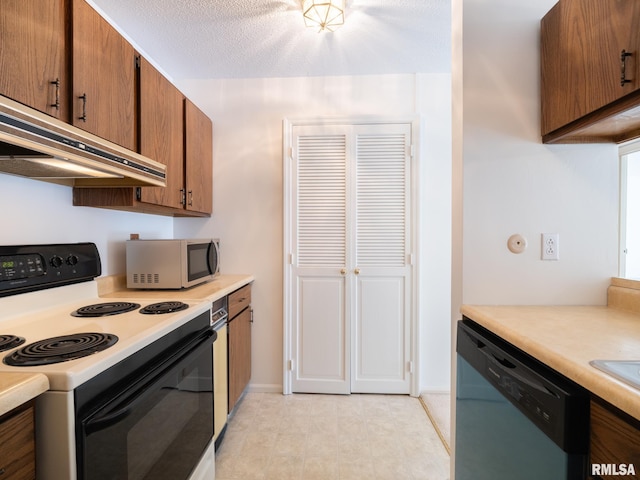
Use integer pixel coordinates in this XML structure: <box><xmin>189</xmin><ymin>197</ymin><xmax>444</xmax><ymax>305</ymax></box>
<box><xmin>0</xmin><ymin>373</ymin><xmax>49</xmax><ymax>417</ymax></box>
<box><xmin>460</xmin><ymin>303</ymin><xmax>640</xmax><ymax>421</ymax></box>
<box><xmin>0</xmin><ymin>274</ymin><xmax>253</xmax><ymax>417</ymax></box>
<box><xmin>98</xmin><ymin>274</ymin><xmax>254</xmax><ymax>302</ymax></box>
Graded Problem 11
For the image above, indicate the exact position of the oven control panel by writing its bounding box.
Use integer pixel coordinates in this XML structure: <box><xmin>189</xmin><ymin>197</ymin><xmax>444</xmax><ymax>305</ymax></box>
<box><xmin>0</xmin><ymin>254</ymin><xmax>45</xmax><ymax>281</ymax></box>
<box><xmin>0</xmin><ymin>243</ymin><xmax>101</xmax><ymax>297</ymax></box>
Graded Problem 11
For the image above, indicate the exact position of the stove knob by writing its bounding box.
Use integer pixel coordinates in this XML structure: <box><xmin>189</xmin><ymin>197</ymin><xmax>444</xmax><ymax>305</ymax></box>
<box><xmin>50</xmin><ymin>255</ymin><xmax>63</xmax><ymax>268</ymax></box>
<box><xmin>66</xmin><ymin>254</ymin><xmax>79</xmax><ymax>266</ymax></box>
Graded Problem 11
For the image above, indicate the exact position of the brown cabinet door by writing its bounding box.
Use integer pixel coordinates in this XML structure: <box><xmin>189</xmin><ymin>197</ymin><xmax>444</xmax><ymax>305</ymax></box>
<box><xmin>71</xmin><ymin>0</ymin><xmax>136</xmax><ymax>150</ymax></box>
<box><xmin>569</xmin><ymin>0</ymin><xmax>640</xmax><ymax>117</ymax></box>
<box><xmin>228</xmin><ymin>284</ymin><xmax>251</xmax><ymax>320</ymax></box>
<box><xmin>542</xmin><ymin>0</ymin><xmax>640</xmax><ymax>135</ymax></box>
<box><xmin>139</xmin><ymin>57</ymin><xmax>184</xmax><ymax>208</ymax></box>
<box><xmin>228</xmin><ymin>307</ymin><xmax>252</xmax><ymax>412</ymax></box>
<box><xmin>590</xmin><ymin>399</ymin><xmax>640</xmax><ymax>480</ymax></box>
<box><xmin>0</xmin><ymin>405</ymin><xmax>35</xmax><ymax>480</ymax></box>
<box><xmin>0</xmin><ymin>0</ymin><xmax>68</xmax><ymax>120</ymax></box>
<box><xmin>185</xmin><ymin>99</ymin><xmax>213</xmax><ymax>214</ymax></box>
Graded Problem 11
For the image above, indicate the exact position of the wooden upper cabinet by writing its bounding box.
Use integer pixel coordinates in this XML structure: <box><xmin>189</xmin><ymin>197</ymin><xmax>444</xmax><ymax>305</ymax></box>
<box><xmin>71</xmin><ymin>0</ymin><xmax>136</xmax><ymax>151</ymax></box>
<box><xmin>139</xmin><ymin>57</ymin><xmax>185</xmax><ymax>209</ymax></box>
<box><xmin>541</xmin><ymin>0</ymin><xmax>640</xmax><ymax>143</ymax></box>
<box><xmin>185</xmin><ymin>99</ymin><xmax>213</xmax><ymax>215</ymax></box>
<box><xmin>0</xmin><ymin>0</ymin><xmax>68</xmax><ymax>120</ymax></box>
<box><xmin>73</xmin><ymin>85</ymin><xmax>213</xmax><ymax>217</ymax></box>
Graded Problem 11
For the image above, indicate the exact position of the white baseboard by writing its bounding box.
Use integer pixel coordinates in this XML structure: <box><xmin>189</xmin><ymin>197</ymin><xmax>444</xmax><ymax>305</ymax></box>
<box><xmin>247</xmin><ymin>383</ymin><xmax>282</xmax><ymax>393</ymax></box>
<box><xmin>420</xmin><ymin>388</ymin><xmax>451</xmax><ymax>396</ymax></box>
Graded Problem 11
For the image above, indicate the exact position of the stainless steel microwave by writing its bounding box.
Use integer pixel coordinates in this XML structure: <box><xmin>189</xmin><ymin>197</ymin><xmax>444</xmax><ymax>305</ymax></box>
<box><xmin>126</xmin><ymin>239</ymin><xmax>220</xmax><ymax>289</ymax></box>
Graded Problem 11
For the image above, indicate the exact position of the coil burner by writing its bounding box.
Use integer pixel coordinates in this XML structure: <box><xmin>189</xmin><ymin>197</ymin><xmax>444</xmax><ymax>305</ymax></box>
<box><xmin>140</xmin><ymin>301</ymin><xmax>189</xmax><ymax>315</ymax></box>
<box><xmin>71</xmin><ymin>302</ymin><xmax>141</xmax><ymax>317</ymax></box>
<box><xmin>3</xmin><ymin>333</ymin><xmax>118</xmax><ymax>366</ymax></box>
<box><xmin>0</xmin><ymin>334</ymin><xmax>26</xmax><ymax>352</ymax></box>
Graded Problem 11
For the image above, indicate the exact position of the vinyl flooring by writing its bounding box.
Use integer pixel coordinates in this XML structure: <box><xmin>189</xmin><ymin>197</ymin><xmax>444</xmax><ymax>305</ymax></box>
<box><xmin>214</xmin><ymin>392</ymin><xmax>450</xmax><ymax>480</ymax></box>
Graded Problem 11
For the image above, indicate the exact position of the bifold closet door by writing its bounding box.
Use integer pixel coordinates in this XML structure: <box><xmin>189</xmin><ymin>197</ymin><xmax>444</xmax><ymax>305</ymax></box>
<box><xmin>288</xmin><ymin>123</ymin><xmax>412</xmax><ymax>395</ymax></box>
<box><xmin>351</xmin><ymin>124</ymin><xmax>412</xmax><ymax>394</ymax></box>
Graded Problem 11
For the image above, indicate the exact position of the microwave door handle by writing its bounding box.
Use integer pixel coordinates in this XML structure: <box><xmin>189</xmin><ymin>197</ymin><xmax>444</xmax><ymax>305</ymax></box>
<box><xmin>207</xmin><ymin>241</ymin><xmax>214</xmax><ymax>274</ymax></box>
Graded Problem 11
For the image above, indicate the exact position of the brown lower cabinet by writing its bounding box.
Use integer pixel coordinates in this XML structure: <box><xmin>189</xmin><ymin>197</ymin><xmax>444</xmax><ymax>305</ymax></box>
<box><xmin>0</xmin><ymin>402</ymin><xmax>36</xmax><ymax>480</ymax></box>
<box><xmin>227</xmin><ymin>284</ymin><xmax>252</xmax><ymax>413</ymax></box>
<box><xmin>590</xmin><ymin>398</ymin><xmax>640</xmax><ymax>479</ymax></box>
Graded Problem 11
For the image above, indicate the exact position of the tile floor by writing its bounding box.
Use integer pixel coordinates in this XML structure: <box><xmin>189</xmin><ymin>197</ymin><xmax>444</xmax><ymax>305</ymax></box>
<box><xmin>214</xmin><ymin>392</ymin><xmax>450</xmax><ymax>480</ymax></box>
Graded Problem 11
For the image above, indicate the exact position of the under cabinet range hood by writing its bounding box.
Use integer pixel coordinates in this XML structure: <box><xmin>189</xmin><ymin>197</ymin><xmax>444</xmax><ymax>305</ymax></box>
<box><xmin>0</xmin><ymin>96</ymin><xmax>166</xmax><ymax>187</ymax></box>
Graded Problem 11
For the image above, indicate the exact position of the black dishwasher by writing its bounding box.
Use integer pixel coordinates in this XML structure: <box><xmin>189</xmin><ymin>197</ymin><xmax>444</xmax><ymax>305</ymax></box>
<box><xmin>455</xmin><ymin>318</ymin><xmax>589</xmax><ymax>480</ymax></box>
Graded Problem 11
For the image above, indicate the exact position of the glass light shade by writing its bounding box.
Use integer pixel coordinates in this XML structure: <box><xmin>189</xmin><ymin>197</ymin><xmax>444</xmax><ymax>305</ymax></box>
<box><xmin>302</xmin><ymin>0</ymin><xmax>345</xmax><ymax>32</ymax></box>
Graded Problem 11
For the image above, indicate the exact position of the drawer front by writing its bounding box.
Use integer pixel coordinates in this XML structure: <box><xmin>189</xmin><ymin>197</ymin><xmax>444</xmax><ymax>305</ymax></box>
<box><xmin>0</xmin><ymin>404</ymin><xmax>35</xmax><ymax>480</ymax></box>
<box><xmin>590</xmin><ymin>400</ymin><xmax>640</xmax><ymax>479</ymax></box>
<box><xmin>228</xmin><ymin>284</ymin><xmax>251</xmax><ymax>319</ymax></box>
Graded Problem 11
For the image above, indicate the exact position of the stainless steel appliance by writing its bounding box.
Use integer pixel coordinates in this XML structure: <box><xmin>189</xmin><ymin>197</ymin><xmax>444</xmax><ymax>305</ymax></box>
<box><xmin>0</xmin><ymin>242</ymin><xmax>216</xmax><ymax>480</ymax></box>
<box><xmin>455</xmin><ymin>318</ymin><xmax>589</xmax><ymax>480</ymax></box>
<box><xmin>126</xmin><ymin>238</ymin><xmax>220</xmax><ymax>290</ymax></box>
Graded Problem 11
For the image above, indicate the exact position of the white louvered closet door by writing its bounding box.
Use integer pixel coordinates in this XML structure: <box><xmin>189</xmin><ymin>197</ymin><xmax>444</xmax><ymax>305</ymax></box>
<box><xmin>290</xmin><ymin>125</ymin><xmax>351</xmax><ymax>394</ymax></box>
<box><xmin>351</xmin><ymin>124</ymin><xmax>412</xmax><ymax>394</ymax></box>
<box><xmin>289</xmin><ymin>122</ymin><xmax>412</xmax><ymax>395</ymax></box>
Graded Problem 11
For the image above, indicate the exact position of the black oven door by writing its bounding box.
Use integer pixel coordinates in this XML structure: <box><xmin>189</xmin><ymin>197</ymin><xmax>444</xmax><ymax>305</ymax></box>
<box><xmin>77</xmin><ymin>324</ymin><xmax>214</xmax><ymax>480</ymax></box>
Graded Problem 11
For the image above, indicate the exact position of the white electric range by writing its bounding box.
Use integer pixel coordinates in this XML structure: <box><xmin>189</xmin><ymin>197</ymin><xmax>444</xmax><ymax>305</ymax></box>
<box><xmin>0</xmin><ymin>243</ymin><xmax>216</xmax><ymax>480</ymax></box>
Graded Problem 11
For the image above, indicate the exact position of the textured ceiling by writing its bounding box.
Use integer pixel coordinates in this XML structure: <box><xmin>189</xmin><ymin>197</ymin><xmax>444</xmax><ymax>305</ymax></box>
<box><xmin>89</xmin><ymin>0</ymin><xmax>451</xmax><ymax>80</ymax></box>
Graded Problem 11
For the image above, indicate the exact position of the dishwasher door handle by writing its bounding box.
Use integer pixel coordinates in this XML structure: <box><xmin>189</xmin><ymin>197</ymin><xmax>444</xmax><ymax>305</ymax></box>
<box><xmin>477</xmin><ymin>341</ymin><xmax>559</xmax><ymax>398</ymax></box>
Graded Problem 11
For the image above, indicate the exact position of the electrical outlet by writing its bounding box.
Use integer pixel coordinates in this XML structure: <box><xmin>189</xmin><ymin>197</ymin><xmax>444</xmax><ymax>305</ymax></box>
<box><xmin>541</xmin><ymin>233</ymin><xmax>559</xmax><ymax>260</ymax></box>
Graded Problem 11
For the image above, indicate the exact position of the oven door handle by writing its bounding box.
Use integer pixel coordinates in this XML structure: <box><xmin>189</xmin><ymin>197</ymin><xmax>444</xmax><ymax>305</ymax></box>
<box><xmin>83</xmin><ymin>330</ymin><xmax>215</xmax><ymax>435</ymax></box>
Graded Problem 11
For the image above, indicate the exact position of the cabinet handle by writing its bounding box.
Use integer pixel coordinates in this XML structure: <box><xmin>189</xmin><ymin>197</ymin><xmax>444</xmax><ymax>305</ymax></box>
<box><xmin>621</xmin><ymin>50</ymin><xmax>633</xmax><ymax>87</ymax></box>
<box><xmin>50</xmin><ymin>78</ymin><xmax>60</xmax><ymax>110</ymax></box>
<box><xmin>79</xmin><ymin>93</ymin><xmax>87</xmax><ymax>122</ymax></box>
<box><xmin>180</xmin><ymin>188</ymin><xmax>186</xmax><ymax>205</ymax></box>
<box><xmin>188</xmin><ymin>190</ymin><xmax>193</xmax><ymax>206</ymax></box>
<box><xmin>340</xmin><ymin>268</ymin><xmax>346</xmax><ymax>275</ymax></box>
<box><xmin>354</xmin><ymin>268</ymin><xmax>360</xmax><ymax>275</ymax></box>
<box><xmin>250</xmin><ymin>308</ymin><xmax>254</xmax><ymax>324</ymax></box>
<box><xmin>0</xmin><ymin>467</ymin><xmax>5</xmax><ymax>475</ymax></box>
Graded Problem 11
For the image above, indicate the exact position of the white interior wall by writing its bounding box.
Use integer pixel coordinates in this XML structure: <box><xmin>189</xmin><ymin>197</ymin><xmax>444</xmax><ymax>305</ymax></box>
<box><xmin>459</xmin><ymin>0</ymin><xmax>619</xmax><ymax>308</ymax></box>
<box><xmin>451</xmin><ymin>1</ymin><xmax>621</xmax><ymax>475</ymax></box>
<box><xmin>174</xmin><ymin>73</ymin><xmax>453</xmax><ymax>393</ymax></box>
<box><xmin>0</xmin><ymin>175</ymin><xmax>173</xmax><ymax>274</ymax></box>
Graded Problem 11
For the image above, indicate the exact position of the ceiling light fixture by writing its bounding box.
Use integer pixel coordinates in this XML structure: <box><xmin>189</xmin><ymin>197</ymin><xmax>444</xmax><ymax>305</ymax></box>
<box><xmin>302</xmin><ymin>0</ymin><xmax>345</xmax><ymax>32</ymax></box>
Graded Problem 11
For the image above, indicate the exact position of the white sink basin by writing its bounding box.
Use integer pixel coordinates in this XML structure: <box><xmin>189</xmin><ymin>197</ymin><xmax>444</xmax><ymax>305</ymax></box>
<box><xmin>590</xmin><ymin>360</ymin><xmax>640</xmax><ymax>390</ymax></box>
